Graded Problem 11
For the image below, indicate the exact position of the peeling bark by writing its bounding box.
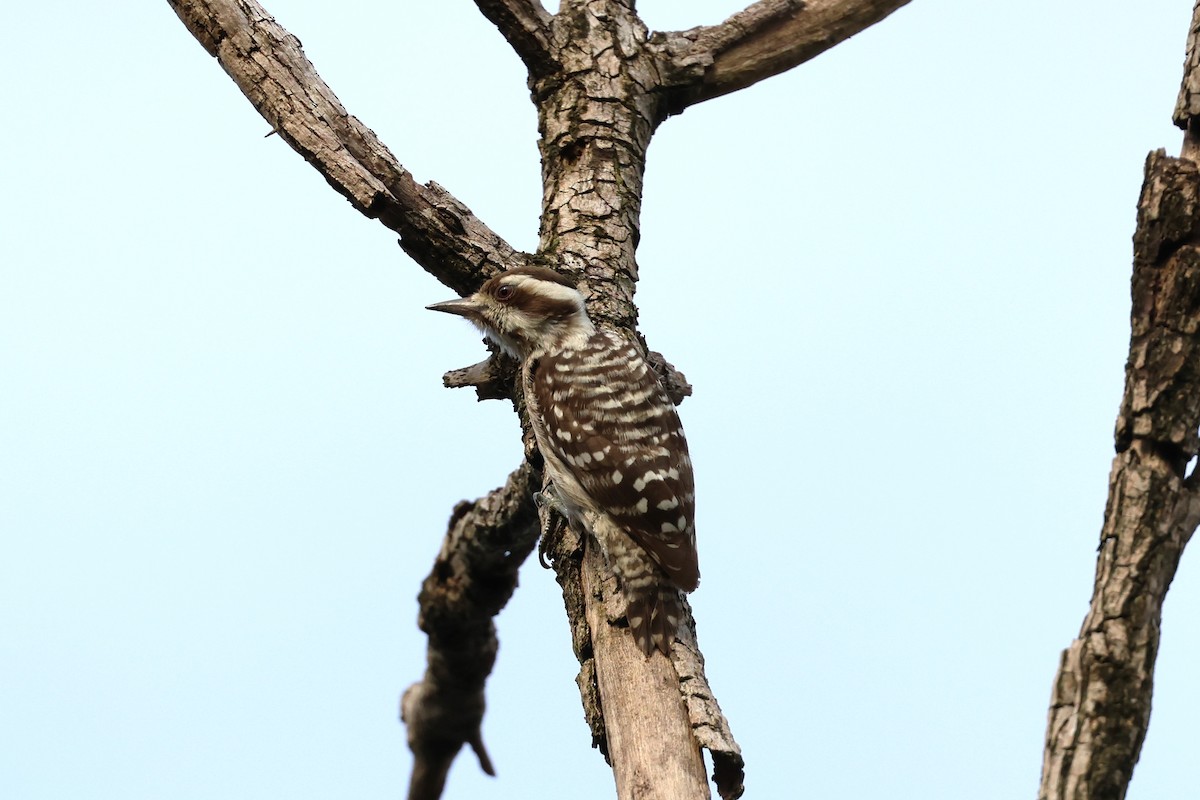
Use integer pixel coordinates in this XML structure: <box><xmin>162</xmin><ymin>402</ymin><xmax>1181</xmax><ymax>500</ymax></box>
<box><xmin>540</xmin><ymin>495</ymin><xmax>744</xmax><ymax>800</ymax></box>
<box><xmin>582</xmin><ymin>545</ymin><xmax>710</xmax><ymax>800</ymax></box>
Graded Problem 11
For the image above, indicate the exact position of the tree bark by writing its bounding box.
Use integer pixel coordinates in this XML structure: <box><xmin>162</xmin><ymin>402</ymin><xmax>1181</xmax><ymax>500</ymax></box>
<box><xmin>166</xmin><ymin>0</ymin><xmax>529</xmax><ymax>296</ymax></box>
<box><xmin>654</xmin><ymin>0</ymin><xmax>912</xmax><ymax>112</ymax></box>
<box><xmin>166</xmin><ymin>1</ymin><xmax>912</xmax><ymax>798</ymax></box>
<box><xmin>471</xmin><ymin>0</ymin><xmax>558</xmax><ymax>79</ymax></box>
<box><xmin>1039</xmin><ymin>7</ymin><xmax>1200</xmax><ymax>795</ymax></box>
<box><xmin>401</xmin><ymin>464</ymin><xmax>540</xmax><ymax>800</ymax></box>
<box><xmin>527</xmin><ymin>6</ymin><xmax>740</xmax><ymax>797</ymax></box>
<box><xmin>582</xmin><ymin>545</ymin><xmax>708</xmax><ymax>799</ymax></box>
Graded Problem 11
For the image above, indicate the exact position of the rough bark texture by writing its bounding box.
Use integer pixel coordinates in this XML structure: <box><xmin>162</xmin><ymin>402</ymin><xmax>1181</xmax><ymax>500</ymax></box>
<box><xmin>472</xmin><ymin>0</ymin><xmax>558</xmax><ymax>79</ymax></box>
<box><xmin>167</xmin><ymin>1</ymin><xmax>910</xmax><ymax>798</ymax></box>
<box><xmin>166</xmin><ymin>0</ymin><xmax>528</xmax><ymax>297</ymax></box>
<box><xmin>400</xmin><ymin>464</ymin><xmax>541</xmax><ymax>800</ymax></box>
<box><xmin>1039</xmin><ymin>148</ymin><xmax>1200</xmax><ymax>800</ymax></box>
<box><xmin>1173</xmin><ymin>0</ymin><xmax>1200</xmax><ymax>135</ymax></box>
<box><xmin>1039</xmin><ymin>33</ymin><xmax>1200</xmax><ymax>793</ymax></box>
<box><xmin>527</xmin><ymin>5</ymin><xmax>748</xmax><ymax>798</ymax></box>
<box><xmin>654</xmin><ymin>0</ymin><xmax>912</xmax><ymax>112</ymax></box>
<box><xmin>582</xmin><ymin>545</ymin><xmax>709</xmax><ymax>800</ymax></box>
<box><xmin>541</xmin><ymin>500</ymin><xmax>744</xmax><ymax>800</ymax></box>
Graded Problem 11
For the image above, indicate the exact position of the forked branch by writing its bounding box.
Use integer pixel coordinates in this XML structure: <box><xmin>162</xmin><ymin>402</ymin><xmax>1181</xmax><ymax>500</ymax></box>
<box><xmin>167</xmin><ymin>1</ymin><xmax>917</xmax><ymax>798</ymax></box>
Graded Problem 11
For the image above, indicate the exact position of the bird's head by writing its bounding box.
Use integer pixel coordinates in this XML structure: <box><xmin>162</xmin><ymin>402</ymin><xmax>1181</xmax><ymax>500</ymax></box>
<box><xmin>427</xmin><ymin>267</ymin><xmax>594</xmax><ymax>359</ymax></box>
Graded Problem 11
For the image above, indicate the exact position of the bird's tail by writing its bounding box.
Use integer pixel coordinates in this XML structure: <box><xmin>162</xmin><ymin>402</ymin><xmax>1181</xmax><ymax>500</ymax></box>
<box><xmin>626</xmin><ymin>584</ymin><xmax>684</xmax><ymax>657</ymax></box>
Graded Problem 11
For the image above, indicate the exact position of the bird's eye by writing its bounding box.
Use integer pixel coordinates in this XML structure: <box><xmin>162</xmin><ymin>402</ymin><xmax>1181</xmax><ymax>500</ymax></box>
<box><xmin>496</xmin><ymin>284</ymin><xmax>515</xmax><ymax>302</ymax></box>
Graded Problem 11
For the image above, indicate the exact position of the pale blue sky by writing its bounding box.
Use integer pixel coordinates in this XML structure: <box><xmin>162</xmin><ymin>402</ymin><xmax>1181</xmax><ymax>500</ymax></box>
<box><xmin>2</xmin><ymin>2</ymin><xmax>1196</xmax><ymax>799</ymax></box>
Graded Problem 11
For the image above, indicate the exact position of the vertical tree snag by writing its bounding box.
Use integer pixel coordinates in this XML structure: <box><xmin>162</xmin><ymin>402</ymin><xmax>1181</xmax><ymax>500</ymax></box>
<box><xmin>1039</xmin><ymin>6</ymin><xmax>1200</xmax><ymax>799</ymax></box>
<box><xmin>166</xmin><ymin>1</ymin><xmax>912</xmax><ymax>798</ymax></box>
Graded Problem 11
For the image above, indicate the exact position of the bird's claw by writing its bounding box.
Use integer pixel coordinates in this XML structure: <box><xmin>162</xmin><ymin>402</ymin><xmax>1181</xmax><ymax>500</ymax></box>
<box><xmin>534</xmin><ymin>486</ymin><xmax>570</xmax><ymax>569</ymax></box>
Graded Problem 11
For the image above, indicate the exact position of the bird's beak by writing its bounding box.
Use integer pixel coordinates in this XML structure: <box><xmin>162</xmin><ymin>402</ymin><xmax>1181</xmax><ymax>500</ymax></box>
<box><xmin>426</xmin><ymin>296</ymin><xmax>481</xmax><ymax>319</ymax></box>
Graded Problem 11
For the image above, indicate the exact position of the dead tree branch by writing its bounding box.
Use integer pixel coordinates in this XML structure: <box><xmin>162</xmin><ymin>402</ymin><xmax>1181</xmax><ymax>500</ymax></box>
<box><xmin>166</xmin><ymin>0</ymin><xmax>527</xmax><ymax>296</ymax></box>
<box><xmin>473</xmin><ymin>0</ymin><xmax>558</xmax><ymax>79</ymax></box>
<box><xmin>653</xmin><ymin>0</ymin><xmax>912</xmax><ymax>112</ymax></box>
<box><xmin>541</xmin><ymin>508</ymin><xmax>745</xmax><ymax>800</ymax></box>
<box><xmin>581</xmin><ymin>545</ymin><xmax>710</xmax><ymax>799</ymax></box>
<box><xmin>400</xmin><ymin>462</ymin><xmax>540</xmax><ymax>800</ymax></box>
<box><xmin>1039</xmin><ymin>98</ymin><xmax>1200</xmax><ymax>800</ymax></box>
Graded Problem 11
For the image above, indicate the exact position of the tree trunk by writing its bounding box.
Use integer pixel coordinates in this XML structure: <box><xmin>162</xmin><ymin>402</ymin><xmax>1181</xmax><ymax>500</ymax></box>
<box><xmin>1039</xmin><ymin>5</ymin><xmax>1200</xmax><ymax>797</ymax></box>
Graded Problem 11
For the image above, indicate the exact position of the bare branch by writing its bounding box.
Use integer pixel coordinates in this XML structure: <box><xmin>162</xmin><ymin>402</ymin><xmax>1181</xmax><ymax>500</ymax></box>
<box><xmin>440</xmin><ymin>353</ymin><xmax>519</xmax><ymax>402</ymax></box>
<box><xmin>166</xmin><ymin>0</ymin><xmax>527</xmax><ymax>295</ymax></box>
<box><xmin>1039</xmin><ymin>149</ymin><xmax>1200</xmax><ymax>800</ymax></box>
<box><xmin>654</xmin><ymin>0</ymin><xmax>912</xmax><ymax>111</ymax></box>
<box><xmin>400</xmin><ymin>462</ymin><xmax>541</xmax><ymax>800</ymax></box>
<box><xmin>579</xmin><ymin>545</ymin><xmax>710</xmax><ymax>800</ymax></box>
<box><xmin>543</xmin><ymin>504</ymin><xmax>744</xmax><ymax>800</ymax></box>
<box><xmin>473</xmin><ymin>0</ymin><xmax>558</xmax><ymax>78</ymax></box>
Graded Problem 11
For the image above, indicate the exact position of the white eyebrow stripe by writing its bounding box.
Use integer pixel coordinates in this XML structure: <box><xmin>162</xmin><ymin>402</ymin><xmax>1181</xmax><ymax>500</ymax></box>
<box><xmin>511</xmin><ymin>275</ymin><xmax>583</xmax><ymax>305</ymax></box>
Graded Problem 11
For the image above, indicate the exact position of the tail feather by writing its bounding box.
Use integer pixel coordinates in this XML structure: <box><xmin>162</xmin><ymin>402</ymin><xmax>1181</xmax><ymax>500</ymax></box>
<box><xmin>626</xmin><ymin>585</ymin><xmax>683</xmax><ymax>657</ymax></box>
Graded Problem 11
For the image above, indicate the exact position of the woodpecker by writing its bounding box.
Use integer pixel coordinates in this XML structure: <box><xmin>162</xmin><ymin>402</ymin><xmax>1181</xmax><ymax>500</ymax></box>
<box><xmin>428</xmin><ymin>266</ymin><xmax>699</xmax><ymax>656</ymax></box>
